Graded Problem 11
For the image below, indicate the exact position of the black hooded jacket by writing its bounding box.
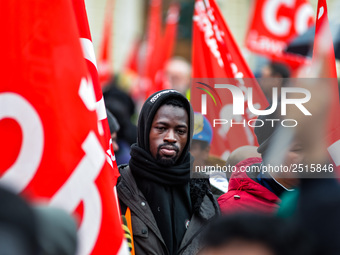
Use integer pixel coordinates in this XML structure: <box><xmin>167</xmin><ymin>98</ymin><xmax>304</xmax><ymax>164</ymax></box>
<box><xmin>117</xmin><ymin>90</ymin><xmax>219</xmax><ymax>255</ymax></box>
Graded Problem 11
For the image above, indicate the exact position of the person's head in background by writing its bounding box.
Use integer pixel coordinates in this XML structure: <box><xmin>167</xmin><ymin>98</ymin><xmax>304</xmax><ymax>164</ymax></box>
<box><xmin>165</xmin><ymin>57</ymin><xmax>191</xmax><ymax>96</ymax></box>
<box><xmin>260</xmin><ymin>62</ymin><xmax>291</xmax><ymax>102</ymax></box>
<box><xmin>190</xmin><ymin>113</ymin><xmax>213</xmax><ymax>170</ymax></box>
<box><xmin>225</xmin><ymin>146</ymin><xmax>261</xmax><ymax>180</ymax></box>
<box><xmin>199</xmin><ymin>214</ymin><xmax>312</xmax><ymax>255</ymax></box>
<box><xmin>106</xmin><ymin>109</ymin><xmax>120</xmax><ymax>152</ymax></box>
<box><xmin>0</xmin><ymin>186</ymin><xmax>40</xmax><ymax>255</ymax></box>
<box><xmin>254</xmin><ymin>107</ymin><xmax>302</xmax><ymax>189</ymax></box>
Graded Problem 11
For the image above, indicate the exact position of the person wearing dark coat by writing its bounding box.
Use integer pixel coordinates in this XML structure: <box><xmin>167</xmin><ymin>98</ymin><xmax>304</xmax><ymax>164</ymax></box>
<box><xmin>116</xmin><ymin>89</ymin><xmax>219</xmax><ymax>255</ymax></box>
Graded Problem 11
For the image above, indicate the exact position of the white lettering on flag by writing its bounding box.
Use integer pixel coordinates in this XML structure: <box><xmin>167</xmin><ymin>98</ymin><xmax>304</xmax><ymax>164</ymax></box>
<box><xmin>80</xmin><ymin>38</ymin><xmax>98</xmax><ymax>69</ymax></box>
<box><xmin>96</xmin><ymin>97</ymin><xmax>107</xmax><ymax>121</ymax></box>
<box><xmin>0</xmin><ymin>93</ymin><xmax>44</xmax><ymax>193</ymax></box>
<box><xmin>79</xmin><ymin>77</ymin><xmax>96</xmax><ymax>111</ymax></box>
<box><xmin>50</xmin><ymin>131</ymin><xmax>105</xmax><ymax>255</ymax></box>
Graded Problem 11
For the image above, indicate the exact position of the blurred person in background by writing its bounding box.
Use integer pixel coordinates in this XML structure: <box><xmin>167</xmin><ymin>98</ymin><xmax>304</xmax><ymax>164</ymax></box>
<box><xmin>0</xmin><ymin>186</ymin><xmax>40</xmax><ymax>255</ymax></box>
<box><xmin>276</xmin><ymin>79</ymin><xmax>340</xmax><ymax>255</ymax></box>
<box><xmin>34</xmin><ymin>206</ymin><xmax>77</xmax><ymax>255</ymax></box>
<box><xmin>224</xmin><ymin>146</ymin><xmax>261</xmax><ymax>181</ymax></box>
<box><xmin>199</xmin><ymin>214</ymin><xmax>312</xmax><ymax>255</ymax></box>
<box><xmin>218</xmin><ymin>108</ymin><xmax>298</xmax><ymax>215</ymax></box>
<box><xmin>103</xmin><ymin>77</ymin><xmax>137</xmax><ymax>165</ymax></box>
<box><xmin>191</xmin><ymin>113</ymin><xmax>213</xmax><ymax>175</ymax></box>
<box><xmin>106</xmin><ymin>109</ymin><xmax>120</xmax><ymax>153</ymax></box>
<box><xmin>190</xmin><ymin>112</ymin><xmax>228</xmax><ymax>198</ymax></box>
<box><xmin>259</xmin><ymin>62</ymin><xmax>291</xmax><ymax>103</ymax></box>
<box><xmin>165</xmin><ymin>57</ymin><xmax>191</xmax><ymax>98</ymax></box>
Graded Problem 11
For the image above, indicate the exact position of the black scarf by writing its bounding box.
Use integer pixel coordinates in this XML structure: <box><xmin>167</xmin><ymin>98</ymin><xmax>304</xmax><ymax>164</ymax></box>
<box><xmin>129</xmin><ymin>90</ymin><xmax>194</xmax><ymax>255</ymax></box>
<box><xmin>129</xmin><ymin>144</ymin><xmax>193</xmax><ymax>185</ymax></box>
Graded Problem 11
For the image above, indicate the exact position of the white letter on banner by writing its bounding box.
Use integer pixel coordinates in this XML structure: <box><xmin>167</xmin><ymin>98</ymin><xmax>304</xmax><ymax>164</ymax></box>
<box><xmin>262</xmin><ymin>0</ymin><xmax>295</xmax><ymax>36</ymax></box>
<box><xmin>0</xmin><ymin>93</ymin><xmax>44</xmax><ymax>193</ymax></box>
<box><xmin>50</xmin><ymin>131</ymin><xmax>105</xmax><ymax>255</ymax></box>
<box><xmin>295</xmin><ymin>3</ymin><xmax>314</xmax><ymax>34</ymax></box>
<box><xmin>79</xmin><ymin>77</ymin><xmax>96</xmax><ymax>111</ymax></box>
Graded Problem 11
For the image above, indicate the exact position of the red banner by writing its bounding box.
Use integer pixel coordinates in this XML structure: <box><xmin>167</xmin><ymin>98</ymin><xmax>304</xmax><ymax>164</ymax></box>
<box><xmin>97</xmin><ymin>0</ymin><xmax>115</xmax><ymax>87</ymax></box>
<box><xmin>312</xmin><ymin>0</ymin><xmax>340</xmax><ymax>170</ymax></box>
<box><xmin>146</xmin><ymin>3</ymin><xmax>180</xmax><ymax>96</ymax></box>
<box><xmin>131</xmin><ymin>0</ymin><xmax>179</xmax><ymax>99</ymax></box>
<box><xmin>245</xmin><ymin>0</ymin><xmax>314</xmax><ymax>69</ymax></box>
<box><xmin>72</xmin><ymin>0</ymin><xmax>120</xmax><ymax>184</ymax></box>
<box><xmin>191</xmin><ymin>0</ymin><xmax>268</xmax><ymax>159</ymax></box>
<box><xmin>0</xmin><ymin>0</ymin><xmax>127</xmax><ymax>254</ymax></box>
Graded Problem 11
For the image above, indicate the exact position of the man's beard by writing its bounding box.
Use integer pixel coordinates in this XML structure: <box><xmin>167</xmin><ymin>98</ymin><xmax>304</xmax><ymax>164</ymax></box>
<box><xmin>155</xmin><ymin>143</ymin><xmax>180</xmax><ymax>167</ymax></box>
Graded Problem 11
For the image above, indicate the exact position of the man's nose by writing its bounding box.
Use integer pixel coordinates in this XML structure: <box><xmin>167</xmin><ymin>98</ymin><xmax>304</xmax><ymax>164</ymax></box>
<box><xmin>164</xmin><ymin>129</ymin><xmax>176</xmax><ymax>143</ymax></box>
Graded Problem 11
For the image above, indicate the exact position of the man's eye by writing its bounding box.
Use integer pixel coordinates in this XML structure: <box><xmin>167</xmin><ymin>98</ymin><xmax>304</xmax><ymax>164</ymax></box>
<box><xmin>156</xmin><ymin>127</ymin><xmax>165</xmax><ymax>131</ymax></box>
<box><xmin>177</xmin><ymin>130</ymin><xmax>186</xmax><ymax>135</ymax></box>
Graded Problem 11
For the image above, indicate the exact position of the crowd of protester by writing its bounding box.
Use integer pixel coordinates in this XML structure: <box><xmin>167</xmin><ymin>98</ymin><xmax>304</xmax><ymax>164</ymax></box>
<box><xmin>2</xmin><ymin>58</ymin><xmax>339</xmax><ymax>255</ymax></box>
<box><xmin>109</xmin><ymin>59</ymin><xmax>340</xmax><ymax>255</ymax></box>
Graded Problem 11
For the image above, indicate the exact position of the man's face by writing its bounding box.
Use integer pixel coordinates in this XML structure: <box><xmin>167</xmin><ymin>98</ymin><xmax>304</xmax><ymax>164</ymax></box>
<box><xmin>149</xmin><ymin>104</ymin><xmax>188</xmax><ymax>166</ymax></box>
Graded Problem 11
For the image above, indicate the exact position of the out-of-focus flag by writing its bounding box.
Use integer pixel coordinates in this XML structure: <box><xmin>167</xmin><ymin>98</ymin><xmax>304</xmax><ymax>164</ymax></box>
<box><xmin>161</xmin><ymin>4</ymin><xmax>180</xmax><ymax>66</ymax></box>
<box><xmin>312</xmin><ymin>0</ymin><xmax>340</xmax><ymax>170</ymax></box>
<box><xmin>72</xmin><ymin>0</ymin><xmax>120</xmax><ymax>184</ymax></box>
<box><xmin>139</xmin><ymin>0</ymin><xmax>163</xmax><ymax>99</ymax></box>
<box><xmin>132</xmin><ymin>0</ymin><xmax>179</xmax><ymax>99</ymax></box>
<box><xmin>97</xmin><ymin>0</ymin><xmax>115</xmax><ymax>87</ymax></box>
<box><xmin>0</xmin><ymin>0</ymin><xmax>128</xmax><ymax>254</ymax></box>
<box><xmin>146</xmin><ymin>3</ymin><xmax>180</xmax><ymax>96</ymax></box>
<box><xmin>124</xmin><ymin>39</ymin><xmax>142</xmax><ymax>75</ymax></box>
<box><xmin>191</xmin><ymin>0</ymin><xmax>268</xmax><ymax>159</ymax></box>
<box><xmin>245</xmin><ymin>0</ymin><xmax>314</xmax><ymax>70</ymax></box>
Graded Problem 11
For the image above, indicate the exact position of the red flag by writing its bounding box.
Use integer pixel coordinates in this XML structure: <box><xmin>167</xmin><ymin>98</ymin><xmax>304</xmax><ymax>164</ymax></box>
<box><xmin>141</xmin><ymin>0</ymin><xmax>163</xmax><ymax>98</ymax></box>
<box><xmin>72</xmin><ymin>0</ymin><xmax>120</xmax><ymax>185</ymax></box>
<box><xmin>191</xmin><ymin>0</ymin><xmax>268</xmax><ymax>159</ymax></box>
<box><xmin>245</xmin><ymin>0</ymin><xmax>314</xmax><ymax>69</ymax></box>
<box><xmin>146</xmin><ymin>3</ymin><xmax>180</xmax><ymax>95</ymax></box>
<box><xmin>124</xmin><ymin>39</ymin><xmax>142</xmax><ymax>74</ymax></box>
<box><xmin>133</xmin><ymin>0</ymin><xmax>179</xmax><ymax>99</ymax></box>
<box><xmin>159</xmin><ymin>4</ymin><xmax>180</xmax><ymax>69</ymax></box>
<box><xmin>97</xmin><ymin>0</ymin><xmax>115</xmax><ymax>87</ymax></box>
<box><xmin>0</xmin><ymin>0</ymin><xmax>127</xmax><ymax>254</ymax></box>
<box><xmin>312</xmin><ymin>0</ymin><xmax>340</xmax><ymax>170</ymax></box>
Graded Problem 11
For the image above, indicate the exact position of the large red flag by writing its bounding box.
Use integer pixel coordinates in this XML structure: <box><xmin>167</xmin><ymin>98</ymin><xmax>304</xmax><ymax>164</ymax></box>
<box><xmin>0</xmin><ymin>0</ymin><xmax>127</xmax><ymax>254</ymax></box>
<box><xmin>312</xmin><ymin>0</ymin><xmax>340</xmax><ymax>170</ymax></box>
<box><xmin>245</xmin><ymin>0</ymin><xmax>314</xmax><ymax>69</ymax></box>
<box><xmin>72</xmin><ymin>0</ymin><xmax>120</xmax><ymax>185</ymax></box>
<box><xmin>191</xmin><ymin>0</ymin><xmax>268</xmax><ymax>159</ymax></box>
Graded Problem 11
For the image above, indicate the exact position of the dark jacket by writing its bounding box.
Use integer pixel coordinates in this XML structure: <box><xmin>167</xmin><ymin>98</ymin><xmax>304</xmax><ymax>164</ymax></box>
<box><xmin>117</xmin><ymin>165</ymin><xmax>219</xmax><ymax>255</ymax></box>
<box><xmin>218</xmin><ymin>157</ymin><xmax>280</xmax><ymax>214</ymax></box>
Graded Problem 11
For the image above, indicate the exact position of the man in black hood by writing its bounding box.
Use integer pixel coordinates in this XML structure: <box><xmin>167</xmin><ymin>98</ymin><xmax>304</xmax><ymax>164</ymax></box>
<box><xmin>117</xmin><ymin>89</ymin><xmax>219</xmax><ymax>255</ymax></box>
